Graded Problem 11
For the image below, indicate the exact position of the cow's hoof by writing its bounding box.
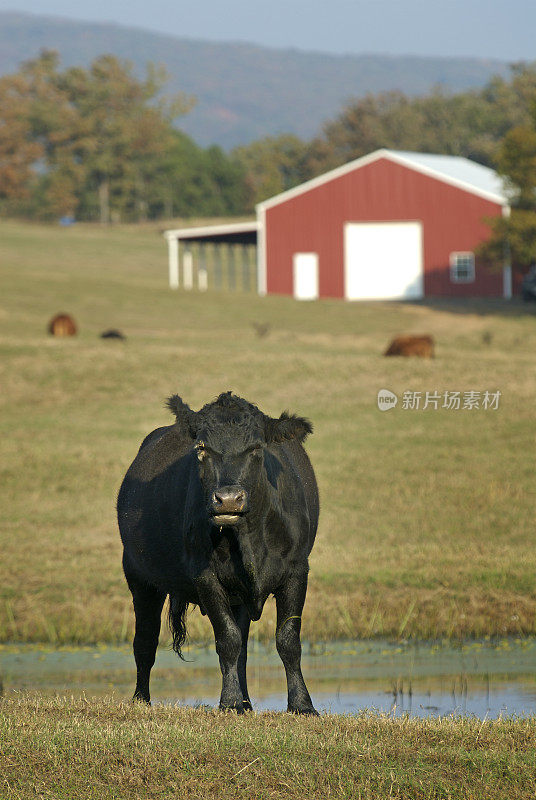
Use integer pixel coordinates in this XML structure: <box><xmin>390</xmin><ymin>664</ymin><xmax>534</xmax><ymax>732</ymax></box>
<box><xmin>289</xmin><ymin>706</ymin><xmax>319</xmax><ymax>716</ymax></box>
<box><xmin>219</xmin><ymin>702</ymin><xmax>246</xmax><ymax>714</ymax></box>
<box><xmin>132</xmin><ymin>692</ymin><xmax>151</xmax><ymax>705</ymax></box>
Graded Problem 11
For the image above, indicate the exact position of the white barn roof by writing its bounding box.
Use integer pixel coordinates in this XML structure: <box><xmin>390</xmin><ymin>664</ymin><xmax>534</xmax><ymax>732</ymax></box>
<box><xmin>257</xmin><ymin>149</ymin><xmax>509</xmax><ymax>210</ymax></box>
<box><xmin>392</xmin><ymin>151</ymin><xmax>508</xmax><ymax>204</ymax></box>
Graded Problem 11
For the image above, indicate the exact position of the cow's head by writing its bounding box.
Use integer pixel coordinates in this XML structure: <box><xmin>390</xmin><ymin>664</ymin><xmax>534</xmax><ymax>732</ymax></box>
<box><xmin>166</xmin><ymin>392</ymin><xmax>312</xmax><ymax>526</ymax></box>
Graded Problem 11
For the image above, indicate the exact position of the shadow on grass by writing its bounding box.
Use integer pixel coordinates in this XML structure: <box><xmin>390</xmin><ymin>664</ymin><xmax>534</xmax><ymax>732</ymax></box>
<box><xmin>406</xmin><ymin>297</ymin><xmax>536</xmax><ymax>318</ymax></box>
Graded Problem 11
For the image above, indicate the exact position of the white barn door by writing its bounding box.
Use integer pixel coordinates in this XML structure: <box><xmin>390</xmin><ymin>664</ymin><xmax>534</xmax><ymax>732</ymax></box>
<box><xmin>293</xmin><ymin>252</ymin><xmax>319</xmax><ymax>300</ymax></box>
<box><xmin>344</xmin><ymin>221</ymin><xmax>423</xmax><ymax>300</ymax></box>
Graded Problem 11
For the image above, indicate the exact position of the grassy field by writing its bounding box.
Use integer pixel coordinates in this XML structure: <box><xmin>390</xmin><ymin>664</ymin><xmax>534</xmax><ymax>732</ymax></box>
<box><xmin>0</xmin><ymin>696</ymin><xmax>535</xmax><ymax>799</ymax></box>
<box><xmin>1</xmin><ymin>218</ymin><xmax>536</xmax><ymax>645</ymax></box>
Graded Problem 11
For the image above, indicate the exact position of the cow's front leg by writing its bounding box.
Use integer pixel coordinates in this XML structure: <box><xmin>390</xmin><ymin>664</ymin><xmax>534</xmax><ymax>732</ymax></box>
<box><xmin>232</xmin><ymin>604</ymin><xmax>252</xmax><ymax>711</ymax></box>
<box><xmin>196</xmin><ymin>575</ymin><xmax>244</xmax><ymax>712</ymax></box>
<box><xmin>275</xmin><ymin>568</ymin><xmax>318</xmax><ymax>715</ymax></box>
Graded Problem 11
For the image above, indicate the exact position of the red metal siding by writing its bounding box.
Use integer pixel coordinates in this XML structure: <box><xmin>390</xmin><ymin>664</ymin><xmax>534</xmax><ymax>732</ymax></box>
<box><xmin>265</xmin><ymin>158</ymin><xmax>504</xmax><ymax>298</ymax></box>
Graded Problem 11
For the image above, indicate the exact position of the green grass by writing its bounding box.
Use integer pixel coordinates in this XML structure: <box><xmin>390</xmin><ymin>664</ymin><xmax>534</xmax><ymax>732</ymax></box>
<box><xmin>0</xmin><ymin>696</ymin><xmax>536</xmax><ymax>800</ymax></box>
<box><xmin>1</xmin><ymin>696</ymin><xmax>535</xmax><ymax>799</ymax></box>
<box><xmin>1</xmin><ymin>218</ymin><xmax>536</xmax><ymax>645</ymax></box>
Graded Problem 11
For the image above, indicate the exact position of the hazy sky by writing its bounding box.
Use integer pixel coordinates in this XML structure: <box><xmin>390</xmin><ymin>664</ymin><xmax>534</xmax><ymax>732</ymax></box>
<box><xmin>0</xmin><ymin>0</ymin><xmax>535</xmax><ymax>61</ymax></box>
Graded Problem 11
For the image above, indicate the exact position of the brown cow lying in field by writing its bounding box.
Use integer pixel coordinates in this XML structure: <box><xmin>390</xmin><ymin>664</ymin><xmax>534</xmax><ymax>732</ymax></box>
<box><xmin>384</xmin><ymin>335</ymin><xmax>434</xmax><ymax>358</ymax></box>
<box><xmin>48</xmin><ymin>313</ymin><xmax>77</xmax><ymax>337</ymax></box>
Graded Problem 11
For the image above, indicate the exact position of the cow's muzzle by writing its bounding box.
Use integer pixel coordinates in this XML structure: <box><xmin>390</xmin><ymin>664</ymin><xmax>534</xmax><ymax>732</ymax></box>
<box><xmin>210</xmin><ymin>485</ymin><xmax>248</xmax><ymax>525</ymax></box>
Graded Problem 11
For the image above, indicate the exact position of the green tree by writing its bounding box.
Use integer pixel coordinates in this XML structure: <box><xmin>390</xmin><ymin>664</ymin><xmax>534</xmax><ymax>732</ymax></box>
<box><xmin>479</xmin><ymin>210</ymin><xmax>536</xmax><ymax>271</ymax></box>
<box><xmin>142</xmin><ymin>131</ymin><xmax>251</xmax><ymax>219</ymax></box>
<box><xmin>202</xmin><ymin>145</ymin><xmax>253</xmax><ymax>215</ymax></box>
<box><xmin>308</xmin><ymin>63</ymin><xmax>536</xmax><ymax>175</ymax></box>
<box><xmin>495</xmin><ymin>124</ymin><xmax>536</xmax><ymax>209</ymax></box>
<box><xmin>233</xmin><ymin>134</ymin><xmax>312</xmax><ymax>205</ymax></box>
<box><xmin>479</xmin><ymin>118</ymin><xmax>536</xmax><ymax>271</ymax></box>
<box><xmin>311</xmin><ymin>91</ymin><xmax>418</xmax><ymax>169</ymax></box>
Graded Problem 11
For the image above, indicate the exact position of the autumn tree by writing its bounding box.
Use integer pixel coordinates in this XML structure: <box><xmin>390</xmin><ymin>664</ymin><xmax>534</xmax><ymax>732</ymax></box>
<box><xmin>53</xmin><ymin>55</ymin><xmax>194</xmax><ymax>223</ymax></box>
<box><xmin>0</xmin><ymin>73</ymin><xmax>43</xmax><ymax>205</ymax></box>
<box><xmin>16</xmin><ymin>50</ymin><xmax>87</xmax><ymax>217</ymax></box>
<box><xmin>0</xmin><ymin>50</ymin><xmax>199</xmax><ymax>221</ymax></box>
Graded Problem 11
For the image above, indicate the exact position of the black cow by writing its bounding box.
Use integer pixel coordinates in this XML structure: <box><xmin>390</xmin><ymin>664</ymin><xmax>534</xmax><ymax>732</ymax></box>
<box><xmin>117</xmin><ymin>392</ymin><xmax>319</xmax><ymax>714</ymax></box>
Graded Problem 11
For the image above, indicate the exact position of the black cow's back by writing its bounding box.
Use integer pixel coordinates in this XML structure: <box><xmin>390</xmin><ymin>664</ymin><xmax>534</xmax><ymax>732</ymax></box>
<box><xmin>117</xmin><ymin>423</ymin><xmax>202</xmax><ymax>592</ymax></box>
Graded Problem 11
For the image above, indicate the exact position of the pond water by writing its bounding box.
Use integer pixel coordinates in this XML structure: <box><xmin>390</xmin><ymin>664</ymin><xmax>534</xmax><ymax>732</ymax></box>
<box><xmin>1</xmin><ymin>639</ymin><xmax>535</xmax><ymax>719</ymax></box>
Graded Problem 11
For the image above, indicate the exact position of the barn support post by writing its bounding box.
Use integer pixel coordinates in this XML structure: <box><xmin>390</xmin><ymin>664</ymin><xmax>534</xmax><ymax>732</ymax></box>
<box><xmin>214</xmin><ymin>244</ymin><xmax>222</xmax><ymax>290</ymax></box>
<box><xmin>502</xmin><ymin>205</ymin><xmax>512</xmax><ymax>299</ymax></box>
<box><xmin>163</xmin><ymin>222</ymin><xmax>259</xmax><ymax>295</ymax></box>
<box><xmin>503</xmin><ymin>264</ymin><xmax>512</xmax><ymax>299</ymax></box>
<box><xmin>183</xmin><ymin>247</ymin><xmax>193</xmax><ymax>290</ymax></box>
<box><xmin>250</xmin><ymin>243</ymin><xmax>255</xmax><ymax>290</ymax></box>
<box><xmin>240</xmin><ymin>244</ymin><xmax>249</xmax><ymax>292</ymax></box>
<box><xmin>198</xmin><ymin>243</ymin><xmax>208</xmax><ymax>291</ymax></box>
<box><xmin>228</xmin><ymin>244</ymin><xmax>236</xmax><ymax>291</ymax></box>
<box><xmin>257</xmin><ymin>206</ymin><xmax>267</xmax><ymax>295</ymax></box>
<box><xmin>167</xmin><ymin>235</ymin><xmax>179</xmax><ymax>289</ymax></box>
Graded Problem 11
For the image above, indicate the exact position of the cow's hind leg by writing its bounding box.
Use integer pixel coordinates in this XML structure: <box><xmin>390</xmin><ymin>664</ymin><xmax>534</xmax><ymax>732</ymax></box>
<box><xmin>124</xmin><ymin>558</ymin><xmax>166</xmax><ymax>704</ymax></box>
<box><xmin>275</xmin><ymin>570</ymin><xmax>318</xmax><ymax>715</ymax></box>
<box><xmin>232</xmin><ymin>604</ymin><xmax>252</xmax><ymax>711</ymax></box>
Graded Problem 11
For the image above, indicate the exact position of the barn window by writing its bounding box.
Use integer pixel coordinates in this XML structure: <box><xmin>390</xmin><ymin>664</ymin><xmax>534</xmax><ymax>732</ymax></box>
<box><xmin>450</xmin><ymin>252</ymin><xmax>475</xmax><ymax>283</ymax></box>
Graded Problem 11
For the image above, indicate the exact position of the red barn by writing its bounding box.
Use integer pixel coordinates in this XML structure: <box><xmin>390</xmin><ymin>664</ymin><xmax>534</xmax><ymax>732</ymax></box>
<box><xmin>164</xmin><ymin>149</ymin><xmax>511</xmax><ymax>300</ymax></box>
<box><xmin>257</xmin><ymin>149</ymin><xmax>511</xmax><ymax>300</ymax></box>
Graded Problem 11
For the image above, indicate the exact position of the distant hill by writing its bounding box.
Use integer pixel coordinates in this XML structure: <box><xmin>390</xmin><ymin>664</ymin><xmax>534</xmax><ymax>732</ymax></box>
<box><xmin>0</xmin><ymin>11</ymin><xmax>509</xmax><ymax>149</ymax></box>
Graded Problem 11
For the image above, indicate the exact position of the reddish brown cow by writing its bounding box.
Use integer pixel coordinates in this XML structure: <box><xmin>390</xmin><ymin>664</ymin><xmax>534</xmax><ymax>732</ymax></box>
<box><xmin>48</xmin><ymin>313</ymin><xmax>77</xmax><ymax>337</ymax></box>
<box><xmin>384</xmin><ymin>335</ymin><xmax>434</xmax><ymax>358</ymax></box>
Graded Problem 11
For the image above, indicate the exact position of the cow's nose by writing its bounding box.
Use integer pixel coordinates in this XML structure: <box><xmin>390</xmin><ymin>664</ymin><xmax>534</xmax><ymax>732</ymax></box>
<box><xmin>211</xmin><ymin>486</ymin><xmax>247</xmax><ymax>514</ymax></box>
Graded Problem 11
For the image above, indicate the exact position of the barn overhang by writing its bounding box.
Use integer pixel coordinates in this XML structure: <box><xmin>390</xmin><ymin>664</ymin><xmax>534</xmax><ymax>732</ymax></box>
<box><xmin>163</xmin><ymin>221</ymin><xmax>259</xmax><ymax>290</ymax></box>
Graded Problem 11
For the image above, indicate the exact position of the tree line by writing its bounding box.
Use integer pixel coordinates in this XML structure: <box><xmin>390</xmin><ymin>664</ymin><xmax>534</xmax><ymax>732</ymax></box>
<box><xmin>1</xmin><ymin>51</ymin><xmax>536</xmax><ymax>267</ymax></box>
<box><xmin>0</xmin><ymin>51</ymin><xmax>250</xmax><ymax>222</ymax></box>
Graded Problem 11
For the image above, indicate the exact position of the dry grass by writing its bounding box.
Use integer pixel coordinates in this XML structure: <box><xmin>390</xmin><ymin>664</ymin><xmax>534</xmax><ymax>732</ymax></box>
<box><xmin>1</xmin><ymin>695</ymin><xmax>535</xmax><ymax>799</ymax></box>
<box><xmin>1</xmin><ymin>218</ymin><xmax>536</xmax><ymax>645</ymax></box>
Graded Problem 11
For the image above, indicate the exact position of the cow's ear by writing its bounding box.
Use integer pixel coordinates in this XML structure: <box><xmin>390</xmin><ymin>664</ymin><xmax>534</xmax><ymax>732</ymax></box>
<box><xmin>165</xmin><ymin>395</ymin><xmax>197</xmax><ymax>437</ymax></box>
<box><xmin>264</xmin><ymin>411</ymin><xmax>313</xmax><ymax>444</ymax></box>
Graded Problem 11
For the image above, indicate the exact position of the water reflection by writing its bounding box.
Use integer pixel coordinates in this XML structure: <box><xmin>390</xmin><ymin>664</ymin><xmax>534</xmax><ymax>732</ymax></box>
<box><xmin>1</xmin><ymin>638</ymin><xmax>535</xmax><ymax>719</ymax></box>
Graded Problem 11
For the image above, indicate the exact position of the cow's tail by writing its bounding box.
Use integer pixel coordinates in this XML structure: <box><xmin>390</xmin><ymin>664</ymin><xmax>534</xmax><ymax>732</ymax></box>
<box><xmin>168</xmin><ymin>596</ymin><xmax>189</xmax><ymax>660</ymax></box>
